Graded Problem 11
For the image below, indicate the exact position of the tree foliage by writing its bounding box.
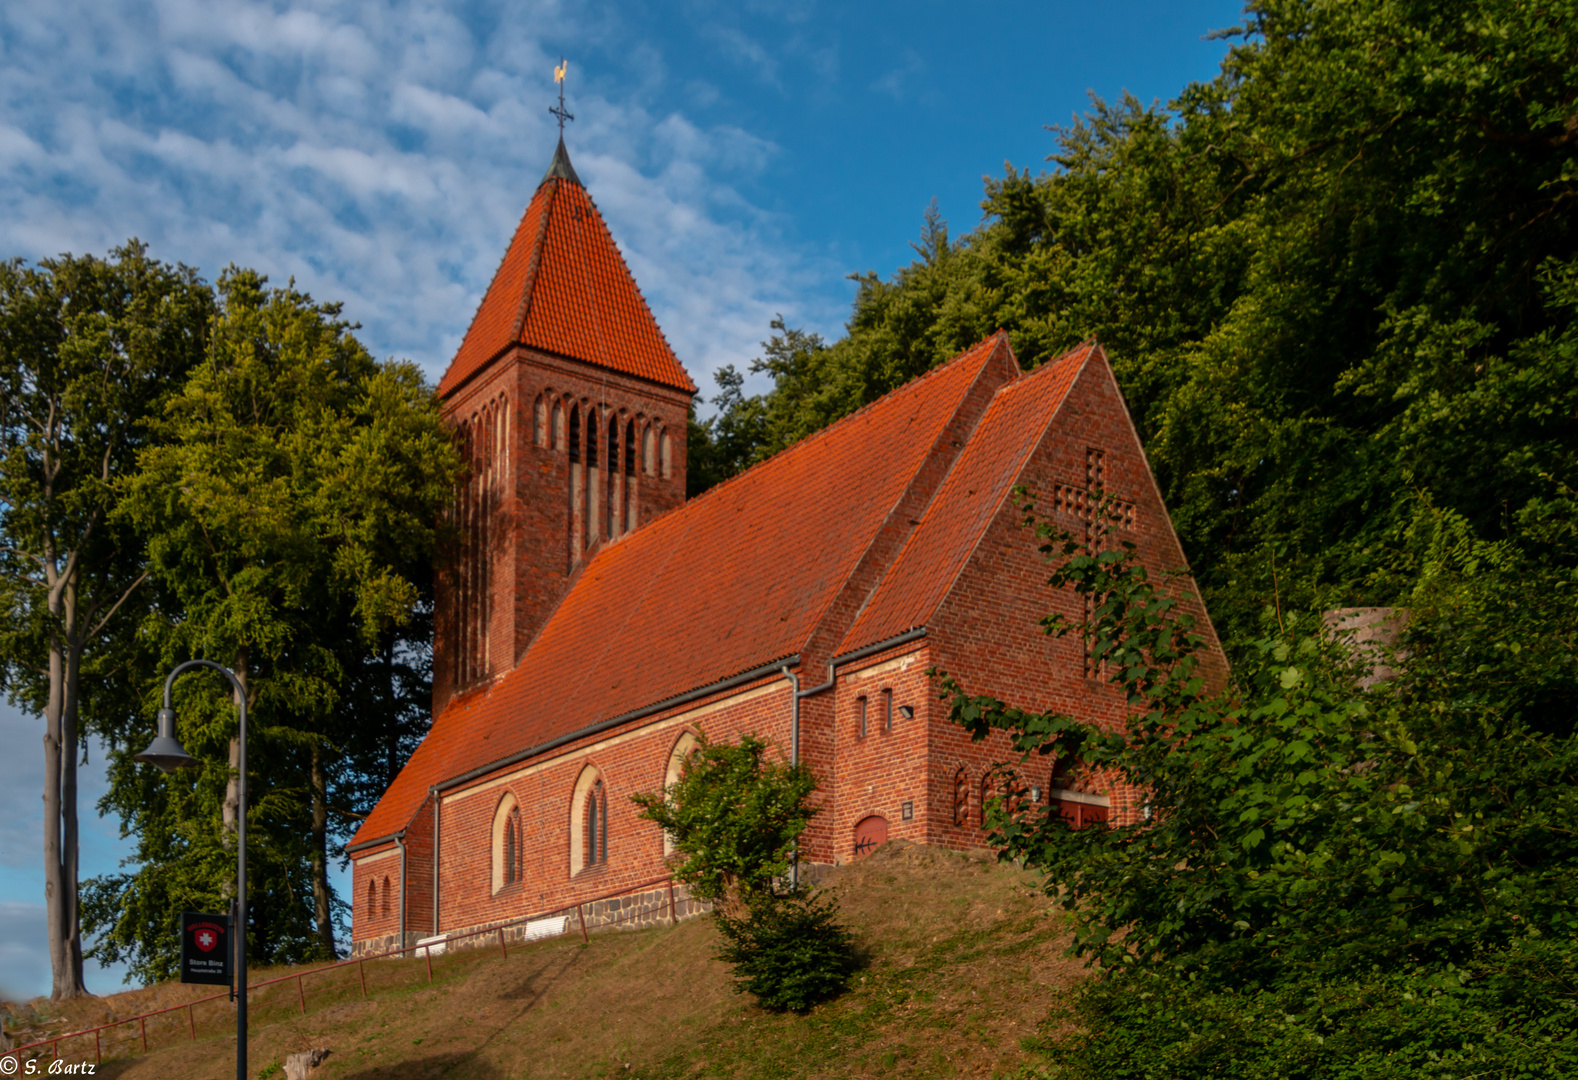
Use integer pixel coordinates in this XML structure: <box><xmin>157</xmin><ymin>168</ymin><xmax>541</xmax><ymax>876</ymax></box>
<box><xmin>83</xmin><ymin>267</ymin><xmax>458</xmax><ymax>982</ymax></box>
<box><xmin>938</xmin><ymin>494</ymin><xmax>1578</xmax><ymax>1076</ymax></box>
<box><xmin>690</xmin><ymin>0</ymin><xmax>1578</xmax><ymax>666</ymax></box>
<box><xmin>633</xmin><ymin>731</ymin><xmax>855</xmax><ymax>1012</ymax></box>
<box><xmin>711</xmin><ymin>891</ymin><xmax>858</xmax><ymax>1013</ymax></box>
<box><xmin>631</xmin><ymin>731</ymin><xmax>816</xmax><ymax>913</ymax></box>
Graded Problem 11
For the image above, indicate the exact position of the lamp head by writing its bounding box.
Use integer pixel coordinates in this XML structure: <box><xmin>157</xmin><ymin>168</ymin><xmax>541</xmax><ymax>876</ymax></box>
<box><xmin>134</xmin><ymin>707</ymin><xmax>199</xmax><ymax>774</ymax></box>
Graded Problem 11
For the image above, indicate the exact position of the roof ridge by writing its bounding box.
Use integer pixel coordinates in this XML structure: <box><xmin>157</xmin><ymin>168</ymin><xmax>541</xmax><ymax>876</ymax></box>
<box><xmin>438</xmin><ymin>181</ymin><xmax>553</xmax><ymax>392</ymax></box>
<box><xmin>508</xmin><ymin>178</ymin><xmax>559</xmax><ymax>343</ymax></box>
<box><xmin>577</xmin><ymin>188</ymin><xmax>688</xmax><ymax>382</ymax></box>
<box><xmin>684</xmin><ymin>335</ymin><xmax>1008</xmax><ymax>510</ymax></box>
<box><xmin>833</xmin><ymin>337</ymin><xmax>1092</xmax><ymax>655</ymax></box>
<box><xmin>991</xmin><ymin>341</ymin><xmax>1091</xmax><ymax>398</ymax></box>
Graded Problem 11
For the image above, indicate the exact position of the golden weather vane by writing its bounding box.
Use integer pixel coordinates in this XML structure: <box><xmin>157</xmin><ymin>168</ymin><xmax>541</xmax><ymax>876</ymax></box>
<box><xmin>549</xmin><ymin>58</ymin><xmax>574</xmax><ymax>133</ymax></box>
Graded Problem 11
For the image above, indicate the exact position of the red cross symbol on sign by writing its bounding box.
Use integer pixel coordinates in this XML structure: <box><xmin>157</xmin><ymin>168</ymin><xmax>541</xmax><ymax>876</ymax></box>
<box><xmin>195</xmin><ymin>929</ymin><xmax>217</xmax><ymax>952</ymax></box>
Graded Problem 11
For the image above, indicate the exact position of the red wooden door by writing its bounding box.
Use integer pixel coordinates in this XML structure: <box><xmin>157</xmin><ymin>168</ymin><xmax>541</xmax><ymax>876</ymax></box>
<box><xmin>1053</xmin><ymin>799</ymin><xmax>1109</xmax><ymax>829</ymax></box>
<box><xmin>853</xmin><ymin>815</ymin><xmax>889</xmax><ymax>858</ymax></box>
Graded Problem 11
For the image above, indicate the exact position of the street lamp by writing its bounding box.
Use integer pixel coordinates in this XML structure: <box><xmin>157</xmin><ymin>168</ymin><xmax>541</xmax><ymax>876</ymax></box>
<box><xmin>135</xmin><ymin>659</ymin><xmax>249</xmax><ymax>1080</ymax></box>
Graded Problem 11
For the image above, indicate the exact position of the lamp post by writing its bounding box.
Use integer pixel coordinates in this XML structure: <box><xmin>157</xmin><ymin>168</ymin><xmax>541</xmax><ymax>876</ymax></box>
<box><xmin>135</xmin><ymin>660</ymin><xmax>248</xmax><ymax>1080</ymax></box>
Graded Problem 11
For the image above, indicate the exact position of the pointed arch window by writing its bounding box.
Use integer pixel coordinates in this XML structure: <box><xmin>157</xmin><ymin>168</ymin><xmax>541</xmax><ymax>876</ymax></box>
<box><xmin>662</xmin><ymin>732</ymin><xmax>701</xmax><ymax>856</ymax></box>
<box><xmin>533</xmin><ymin>394</ymin><xmax>547</xmax><ymax>448</ymax></box>
<box><xmin>642</xmin><ymin>425</ymin><xmax>655</xmax><ymax>475</ymax></box>
<box><xmin>659</xmin><ymin>429</ymin><xmax>671</xmax><ymax>479</ymax></box>
<box><xmin>367</xmin><ymin>878</ymin><xmax>377</xmax><ymax>919</ymax></box>
<box><xmin>552</xmin><ymin>398</ymin><xmax>564</xmax><ymax>450</ymax></box>
<box><xmin>585</xmin><ymin>780</ymin><xmax>607</xmax><ymax>868</ymax></box>
<box><xmin>381</xmin><ymin>876</ymin><xmax>390</xmax><ymax>916</ymax></box>
<box><xmin>492</xmin><ymin>794</ymin><xmax>523</xmax><ymax>893</ymax></box>
<box><xmin>504</xmin><ymin>808</ymin><xmax>520</xmax><ymax>883</ymax></box>
<box><xmin>570</xmin><ymin>767</ymin><xmax>609</xmax><ymax>875</ymax></box>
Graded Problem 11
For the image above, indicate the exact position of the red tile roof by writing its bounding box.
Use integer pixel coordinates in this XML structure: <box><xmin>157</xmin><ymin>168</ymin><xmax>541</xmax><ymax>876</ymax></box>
<box><xmin>836</xmin><ymin>343</ymin><xmax>1094</xmax><ymax>654</ymax></box>
<box><xmin>438</xmin><ymin>149</ymin><xmax>696</xmax><ymax>397</ymax></box>
<box><xmin>353</xmin><ymin>338</ymin><xmax>1003</xmax><ymax>845</ymax></box>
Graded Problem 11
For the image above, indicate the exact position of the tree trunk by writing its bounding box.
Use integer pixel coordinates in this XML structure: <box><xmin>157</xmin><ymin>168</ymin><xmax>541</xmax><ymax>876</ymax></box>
<box><xmin>222</xmin><ymin>648</ymin><xmax>249</xmax><ymax>902</ymax></box>
<box><xmin>44</xmin><ymin>582</ymin><xmax>87</xmax><ymax>1000</ymax></box>
<box><xmin>309</xmin><ymin>742</ymin><xmax>336</xmax><ymax>959</ymax></box>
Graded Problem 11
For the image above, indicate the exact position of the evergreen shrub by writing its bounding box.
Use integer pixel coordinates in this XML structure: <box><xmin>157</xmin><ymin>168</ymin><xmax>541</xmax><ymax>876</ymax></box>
<box><xmin>713</xmin><ymin>891</ymin><xmax>859</xmax><ymax>1013</ymax></box>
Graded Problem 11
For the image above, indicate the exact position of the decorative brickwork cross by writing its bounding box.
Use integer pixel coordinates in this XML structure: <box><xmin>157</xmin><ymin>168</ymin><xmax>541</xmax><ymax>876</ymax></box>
<box><xmin>1050</xmin><ymin>448</ymin><xmax>1137</xmax><ymax>679</ymax></box>
<box><xmin>1050</xmin><ymin>447</ymin><xmax>1136</xmax><ymax>541</ymax></box>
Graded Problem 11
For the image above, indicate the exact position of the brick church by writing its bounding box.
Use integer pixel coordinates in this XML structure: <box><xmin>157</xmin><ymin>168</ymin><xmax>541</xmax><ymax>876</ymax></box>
<box><xmin>347</xmin><ymin>137</ymin><xmax>1224</xmax><ymax>956</ymax></box>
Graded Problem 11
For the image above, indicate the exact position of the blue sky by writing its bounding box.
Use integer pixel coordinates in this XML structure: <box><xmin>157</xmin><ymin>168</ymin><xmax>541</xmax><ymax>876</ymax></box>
<box><xmin>0</xmin><ymin>0</ymin><xmax>1245</xmax><ymax>1001</ymax></box>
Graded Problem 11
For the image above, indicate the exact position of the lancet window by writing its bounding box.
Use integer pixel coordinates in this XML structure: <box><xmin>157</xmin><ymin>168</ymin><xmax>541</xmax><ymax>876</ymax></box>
<box><xmin>492</xmin><ymin>794</ymin><xmax>523</xmax><ymax>893</ymax></box>
<box><xmin>570</xmin><ymin>767</ymin><xmax>609</xmax><ymax>874</ymax></box>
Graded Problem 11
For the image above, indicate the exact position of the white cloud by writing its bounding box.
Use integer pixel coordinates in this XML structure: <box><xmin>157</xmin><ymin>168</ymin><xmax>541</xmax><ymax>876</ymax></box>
<box><xmin>703</xmin><ymin>25</ymin><xmax>781</xmax><ymax>88</ymax></box>
<box><xmin>0</xmin><ymin>0</ymin><xmax>845</xmax><ymax>398</ymax></box>
<box><xmin>873</xmin><ymin>47</ymin><xmax>925</xmax><ymax>101</ymax></box>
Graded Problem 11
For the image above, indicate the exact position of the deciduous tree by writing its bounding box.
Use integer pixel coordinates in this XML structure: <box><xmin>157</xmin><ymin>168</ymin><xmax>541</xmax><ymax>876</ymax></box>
<box><xmin>85</xmin><ymin>268</ymin><xmax>458</xmax><ymax>979</ymax></box>
<box><xmin>0</xmin><ymin>242</ymin><xmax>210</xmax><ymax>998</ymax></box>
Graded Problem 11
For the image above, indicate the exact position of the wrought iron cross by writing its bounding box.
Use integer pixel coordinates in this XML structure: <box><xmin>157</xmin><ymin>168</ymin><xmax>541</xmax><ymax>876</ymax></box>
<box><xmin>549</xmin><ymin>58</ymin><xmax>574</xmax><ymax>133</ymax></box>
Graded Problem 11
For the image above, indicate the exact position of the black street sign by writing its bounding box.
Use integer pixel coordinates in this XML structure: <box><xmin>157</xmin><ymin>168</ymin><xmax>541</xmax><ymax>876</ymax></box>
<box><xmin>180</xmin><ymin>911</ymin><xmax>233</xmax><ymax>986</ymax></box>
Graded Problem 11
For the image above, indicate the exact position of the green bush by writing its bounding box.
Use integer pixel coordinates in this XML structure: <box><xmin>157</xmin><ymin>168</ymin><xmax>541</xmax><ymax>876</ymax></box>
<box><xmin>1051</xmin><ymin>940</ymin><xmax>1578</xmax><ymax>1080</ymax></box>
<box><xmin>712</xmin><ymin>891</ymin><xmax>859</xmax><ymax>1012</ymax></box>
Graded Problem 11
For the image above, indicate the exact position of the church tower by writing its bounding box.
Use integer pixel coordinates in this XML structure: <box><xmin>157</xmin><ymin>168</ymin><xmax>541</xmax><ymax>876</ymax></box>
<box><xmin>433</xmin><ymin>137</ymin><xmax>697</xmax><ymax>712</ymax></box>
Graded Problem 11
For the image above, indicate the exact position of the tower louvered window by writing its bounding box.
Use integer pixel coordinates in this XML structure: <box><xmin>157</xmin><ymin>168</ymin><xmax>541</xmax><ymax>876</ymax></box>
<box><xmin>607</xmin><ymin>416</ymin><xmax>620</xmax><ymax>538</ymax></box>
<box><xmin>624</xmin><ymin>420</ymin><xmax>638</xmax><ymax>531</ymax></box>
<box><xmin>454</xmin><ymin>399</ymin><xmax>507</xmax><ymax>689</ymax></box>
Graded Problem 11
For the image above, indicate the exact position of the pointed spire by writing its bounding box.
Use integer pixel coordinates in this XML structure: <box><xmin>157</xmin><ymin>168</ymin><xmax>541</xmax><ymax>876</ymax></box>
<box><xmin>439</xmin><ymin>138</ymin><xmax>695</xmax><ymax>398</ymax></box>
<box><xmin>543</xmin><ymin>136</ymin><xmax>582</xmax><ymax>186</ymax></box>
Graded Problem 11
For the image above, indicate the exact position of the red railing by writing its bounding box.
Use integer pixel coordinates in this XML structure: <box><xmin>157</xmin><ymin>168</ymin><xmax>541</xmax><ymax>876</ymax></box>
<box><xmin>1</xmin><ymin>876</ymin><xmax>682</xmax><ymax>1068</ymax></box>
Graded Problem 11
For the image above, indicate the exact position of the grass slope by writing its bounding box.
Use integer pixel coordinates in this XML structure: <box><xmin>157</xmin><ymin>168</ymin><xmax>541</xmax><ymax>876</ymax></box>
<box><xmin>4</xmin><ymin>842</ymin><xmax>1085</xmax><ymax>1079</ymax></box>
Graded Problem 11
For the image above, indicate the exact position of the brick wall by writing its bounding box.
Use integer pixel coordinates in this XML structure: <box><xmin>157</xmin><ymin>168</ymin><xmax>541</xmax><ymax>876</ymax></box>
<box><xmin>434</xmin><ymin>347</ymin><xmax>691</xmax><ymax>713</ymax></box>
<box><xmin>353</xmin><ymin>346</ymin><xmax>1229</xmax><ymax>951</ymax></box>
<box><xmin>925</xmin><ymin>348</ymin><xmax>1227</xmax><ymax>828</ymax></box>
<box><xmin>413</xmin><ymin>676</ymin><xmax>793</xmax><ymax>940</ymax></box>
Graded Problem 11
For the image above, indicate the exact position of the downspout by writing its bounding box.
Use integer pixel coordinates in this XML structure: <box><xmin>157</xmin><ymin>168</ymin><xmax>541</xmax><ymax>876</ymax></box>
<box><xmin>779</xmin><ymin>667</ymin><xmax>800</xmax><ymax>890</ymax></box>
<box><xmin>394</xmin><ymin>830</ymin><xmax>408</xmax><ymax>948</ymax></box>
<box><xmin>431</xmin><ymin>787</ymin><xmax>441</xmax><ymax>937</ymax></box>
<box><xmin>781</xmin><ymin>628</ymin><xmax>929</xmax><ymax>887</ymax></box>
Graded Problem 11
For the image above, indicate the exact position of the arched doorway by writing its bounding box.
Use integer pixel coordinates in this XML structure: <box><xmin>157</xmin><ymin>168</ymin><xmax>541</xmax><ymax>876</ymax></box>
<box><xmin>853</xmin><ymin>815</ymin><xmax>888</xmax><ymax>858</ymax></box>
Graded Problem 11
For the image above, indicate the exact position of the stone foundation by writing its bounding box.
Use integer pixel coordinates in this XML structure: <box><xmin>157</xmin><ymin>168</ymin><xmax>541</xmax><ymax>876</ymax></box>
<box><xmin>353</xmin><ymin>881</ymin><xmax>712</xmax><ymax>958</ymax></box>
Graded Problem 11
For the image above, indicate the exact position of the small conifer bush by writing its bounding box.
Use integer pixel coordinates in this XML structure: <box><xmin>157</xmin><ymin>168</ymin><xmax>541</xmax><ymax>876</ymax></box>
<box><xmin>712</xmin><ymin>891</ymin><xmax>859</xmax><ymax>1012</ymax></box>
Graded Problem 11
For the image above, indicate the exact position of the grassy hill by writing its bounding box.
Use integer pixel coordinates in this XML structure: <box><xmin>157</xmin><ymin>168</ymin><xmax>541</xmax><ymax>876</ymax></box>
<box><xmin>2</xmin><ymin>842</ymin><xmax>1085</xmax><ymax>1080</ymax></box>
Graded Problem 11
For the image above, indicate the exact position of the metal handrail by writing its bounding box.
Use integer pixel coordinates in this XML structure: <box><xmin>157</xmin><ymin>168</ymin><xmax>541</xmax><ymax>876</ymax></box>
<box><xmin>1</xmin><ymin>875</ymin><xmax>682</xmax><ymax>1066</ymax></box>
